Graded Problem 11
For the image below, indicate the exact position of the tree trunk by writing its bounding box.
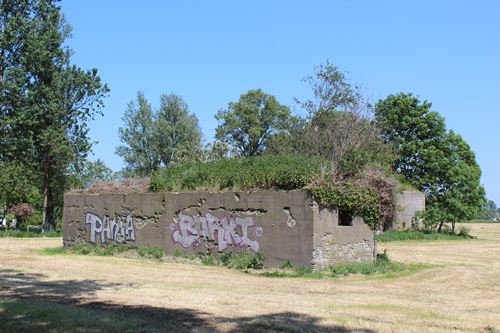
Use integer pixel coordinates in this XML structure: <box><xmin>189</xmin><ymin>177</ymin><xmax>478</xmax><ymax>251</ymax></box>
<box><xmin>42</xmin><ymin>183</ymin><xmax>56</xmax><ymax>231</ymax></box>
<box><xmin>437</xmin><ymin>220</ymin><xmax>444</xmax><ymax>233</ymax></box>
<box><xmin>42</xmin><ymin>155</ymin><xmax>56</xmax><ymax>231</ymax></box>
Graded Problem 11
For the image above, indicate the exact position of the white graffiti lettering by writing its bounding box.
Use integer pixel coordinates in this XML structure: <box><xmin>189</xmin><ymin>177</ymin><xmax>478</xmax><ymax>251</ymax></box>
<box><xmin>85</xmin><ymin>212</ymin><xmax>136</xmax><ymax>244</ymax></box>
<box><xmin>171</xmin><ymin>211</ymin><xmax>263</xmax><ymax>252</ymax></box>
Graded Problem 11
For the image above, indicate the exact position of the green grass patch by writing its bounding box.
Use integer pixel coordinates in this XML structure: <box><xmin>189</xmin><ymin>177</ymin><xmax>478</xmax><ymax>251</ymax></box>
<box><xmin>42</xmin><ymin>244</ymin><xmax>164</xmax><ymax>261</ymax></box>
<box><xmin>0</xmin><ymin>297</ymin><xmax>148</xmax><ymax>333</ymax></box>
<box><xmin>375</xmin><ymin>229</ymin><xmax>474</xmax><ymax>242</ymax></box>
<box><xmin>0</xmin><ymin>229</ymin><xmax>61</xmax><ymax>238</ymax></box>
<box><xmin>136</xmin><ymin>246</ymin><xmax>164</xmax><ymax>260</ymax></box>
<box><xmin>257</xmin><ymin>251</ymin><xmax>427</xmax><ymax>279</ymax></box>
<box><xmin>175</xmin><ymin>249</ymin><xmax>265</xmax><ymax>270</ymax></box>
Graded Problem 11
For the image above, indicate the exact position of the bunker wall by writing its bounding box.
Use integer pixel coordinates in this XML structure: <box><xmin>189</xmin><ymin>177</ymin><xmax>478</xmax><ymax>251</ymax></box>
<box><xmin>393</xmin><ymin>190</ymin><xmax>426</xmax><ymax>230</ymax></box>
<box><xmin>63</xmin><ymin>190</ymin><xmax>376</xmax><ymax>268</ymax></box>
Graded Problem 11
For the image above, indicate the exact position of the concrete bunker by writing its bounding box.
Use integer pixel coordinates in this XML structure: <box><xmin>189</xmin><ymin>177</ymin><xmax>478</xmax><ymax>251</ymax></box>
<box><xmin>63</xmin><ymin>189</ymin><xmax>376</xmax><ymax>269</ymax></box>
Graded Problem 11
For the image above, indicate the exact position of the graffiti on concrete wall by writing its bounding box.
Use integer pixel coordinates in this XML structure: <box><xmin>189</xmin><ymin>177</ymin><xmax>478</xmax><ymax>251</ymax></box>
<box><xmin>170</xmin><ymin>211</ymin><xmax>263</xmax><ymax>252</ymax></box>
<box><xmin>85</xmin><ymin>212</ymin><xmax>136</xmax><ymax>243</ymax></box>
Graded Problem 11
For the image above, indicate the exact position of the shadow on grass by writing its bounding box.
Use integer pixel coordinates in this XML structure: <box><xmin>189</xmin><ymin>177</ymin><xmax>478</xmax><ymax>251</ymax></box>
<box><xmin>0</xmin><ymin>268</ymin><xmax>376</xmax><ymax>333</ymax></box>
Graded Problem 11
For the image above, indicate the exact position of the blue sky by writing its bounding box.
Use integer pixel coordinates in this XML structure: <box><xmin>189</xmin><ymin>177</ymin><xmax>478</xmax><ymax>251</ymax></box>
<box><xmin>60</xmin><ymin>0</ymin><xmax>500</xmax><ymax>205</ymax></box>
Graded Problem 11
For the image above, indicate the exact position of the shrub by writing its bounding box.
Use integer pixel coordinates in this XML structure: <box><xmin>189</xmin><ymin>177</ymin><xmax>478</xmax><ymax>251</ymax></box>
<box><xmin>150</xmin><ymin>154</ymin><xmax>323</xmax><ymax>192</ymax></box>
<box><xmin>136</xmin><ymin>246</ymin><xmax>164</xmax><ymax>260</ymax></box>
<box><xmin>9</xmin><ymin>203</ymin><xmax>36</xmax><ymax>227</ymax></box>
<box><xmin>280</xmin><ymin>259</ymin><xmax>293</xmax><ymax>269</ymax></box>
<box><xmin>309</xmin><ymin>181</ymin><xmax>380</xmax><ymax>230</ymax></box>
<box><xmin>219</xmin><ymin>251</ymin><xmax>265</xmax><ymax>270</ymax></box>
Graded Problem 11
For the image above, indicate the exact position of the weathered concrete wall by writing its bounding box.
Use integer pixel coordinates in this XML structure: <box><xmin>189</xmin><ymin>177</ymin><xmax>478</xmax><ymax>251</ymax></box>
<box><xmin>311</xmin><ymin>205</ymin><xmax>376</xmax><ymax>269</ymax></box>
<box><xmin>393</xmin><ymin>190</ymin><xmax>425</xmax><ymax>230</ymax></box>
<box><xmin>63</xmin><ymin>190</ymin><xmax>376</xmax><ymax>268</ymax></box>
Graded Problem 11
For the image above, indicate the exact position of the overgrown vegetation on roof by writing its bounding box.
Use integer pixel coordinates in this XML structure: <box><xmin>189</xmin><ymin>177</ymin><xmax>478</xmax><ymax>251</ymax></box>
<box><xmin>149</xmin><ymin>154</ymin><xmax>323</xmax><ymax>192</ymax></box>
<box><xmin>148</xmin><ymin>154</ymin><xmax>396</xmax><ymax>231</ymax></box>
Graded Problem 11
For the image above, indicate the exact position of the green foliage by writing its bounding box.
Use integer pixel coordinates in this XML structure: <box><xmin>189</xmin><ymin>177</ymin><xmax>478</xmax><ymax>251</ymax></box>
<box><xmin>25</xmin><ymin>212</ymin><xmax>42</xmax><ymax>226</ymax></box>
<box><xmin>480</xmin><ymin>200</ymin><xmax>497</xmax><ymax>220</ymax></box>
<box><xmin>0</xmin><ymin>162</ymin><xmax>43</xmax><ymax>212</ymax></box>
<box><xmin>375</xmin><ymin>229</ymin><xmax>473</xmax><ymax>242</ymax></box>
<box><xmin>297</xmin><ymin>110</ymin><xmax>393</xmax><ymax>178</ymax></box>
<box><xmin>116</xmin><ymin>92</ymin><xmax>160</xmax><ymax>177</ymax></box>
<box><xmin>280</xmin><ymin>259</ymin><xmax>293</xmax><ymax>269</ymax></box>
<box><xmin>0</xmin><ymin>298</ymin><xmax>151</xmax><ymax>333</ymax></box>
<box><xmin>68</xmin><ymin>159</ymin><xmax>115</xmax><ymax>189</ymax></box>
<box><xmin>200</xmin><ymin>254</ymin><xmax>221</xmax><ymax>266</ymax></box>
<box><xmin>215</xmin><ymin>89</ymin><xmax>293</xmax><ymax>156</ymax></box>
<box><xmin>136</xmin><ymin>246</ymin><xmax>164</xmax><ymax>260</ymax></box>
<box><xmin>1</xmin><ymin>1</ymin><xmax>109</xmax><ymax>231</ymax></box>
<box><xmin>297</xmin><ymin>60</ymin><xmax>362</xmax><ymax>114</ymax></box>
<box><xmin>155</xmin><ymin>94</ymin><xmax>203</xmax><ymax>166</ymax></box>
<box><xmin>309</xmin><ymin>182</ymin><xmax>380</xmax><ymax>230</ymax></box>
<box><xmin>150</xmin><ymin>154</ymin><xmax>323</xmax><ymax>192</ymax></box>
<box><xmin>172</xmin><ymin>249</ymin><xmax>265</xmax><ymax>270</ymax></box>
<box><xmin>374</xmin><ymin>93</ymin><xmax>486</xmax><ymax>231</ymax></box>
<box><xmin>0</xmin><ymin>230</ymin><xmax>61</xmax><ymax>238</ymax></box>
<box><xmin>116</xmin><ymin>92</ymin><xmax>203</xmax><ymax>177</ymax></box>
<box><xmin>260</xmin><ymin>251</ymin><xmax>423</xmax><ymax>279</ymax></box>
<box><xmin>43</xmin><ymin>244</ymin><xmax>165</xmax><ymax>261</ymax></box>
<box><xmin>150</xmin><ymin>154</ymin><xmax>385</xmax><ymax>230</ymax></box>
<box><xmin>219</xmin><ymin>251</ymin><xmax>265</xmax><ymax>270</ymax></box>
<box><xmin>295</xmin><ymin>61</ymin><xmax>394</xmax><ymax>178</ymax></box>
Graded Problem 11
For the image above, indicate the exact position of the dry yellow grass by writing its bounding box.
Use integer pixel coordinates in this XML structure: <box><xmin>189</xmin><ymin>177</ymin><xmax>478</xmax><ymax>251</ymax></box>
<box><xmin>0</xmin><ymin>223</ymin><xmax>499</xmax><ymax>332</ymax></box>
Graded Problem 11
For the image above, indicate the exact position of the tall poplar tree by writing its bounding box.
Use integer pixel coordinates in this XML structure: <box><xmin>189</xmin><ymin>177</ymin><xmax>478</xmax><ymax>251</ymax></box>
<box><xmin>116</xmin><ymin>92</ymin><xmax>160</xmax><ymax>176</ymax></box>
<box><xmin>155</xmin><ymin>93</ymin><xmax>202</xmax><ymax>166</ymax></box>
<box><xmin>1</xmin><ymin>0</ymin><xmax>109</xmax><ymax>230</ymax></box>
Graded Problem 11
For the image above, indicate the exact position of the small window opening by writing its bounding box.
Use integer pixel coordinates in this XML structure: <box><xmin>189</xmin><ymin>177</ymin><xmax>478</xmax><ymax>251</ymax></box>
<box><xmin>339</xmin><ymin>210</ymin><xmax>353</xmax><ymax>226</ymax></box>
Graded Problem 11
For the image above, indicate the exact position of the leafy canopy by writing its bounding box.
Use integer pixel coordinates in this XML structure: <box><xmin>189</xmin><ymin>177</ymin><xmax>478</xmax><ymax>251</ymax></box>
<box><xmin>1</xmin><ymin>0</ymin><xmax>109</xmax><ymax>229</ymax></box>
<box><xmin>215</xmin><ymin>89</ymin><xmax>292</xmax><ymax>157</ymax></box>
<box><xmin>116</xmin><ymin>92</ymin><xmax>159</xmax><ymax>177</ymax></box>
<box><xmin>374</xmin><ymin>93</ymin><xmax>485</xmax><ymax>228</ymax></box>
<box><xmin>116</xmin><ymin>92</ymin><xmax>203</xmax><ymax>176</ymax></box>
<box><xmin>155</xmin><ymin>94</ymin><xmax>203</xmax><ymax>166</ymax></box>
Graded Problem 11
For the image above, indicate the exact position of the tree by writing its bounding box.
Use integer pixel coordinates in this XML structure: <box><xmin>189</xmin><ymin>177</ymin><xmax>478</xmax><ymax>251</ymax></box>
<box><xmin>373</xmin><ymin>93</ymin><xmax>446</xmax><ymax>189</ymax></box>
<box><xmin>116</xmin><ymin>92</ymin><xmax>159</xmax><ymax>177</ymax></box>
<box><xmin>374</xmin><ymin>93</ymin><xmax>486</xmax><ymax>231</ymax></box>
<box><xmin>433</xmin><ymin>131</ymin><xmax>485</xmax><ymax>231</ymax></box>
<box><xmin>296</xmin><ymin>61</ymin><xmax>393</xmax><ymax>177</ymax></box>
<box><xmin>480</xmin><ymin>200</ymin><xmax>497</xmax><ymax>220</ymax></box>
<box><xmin>155</xmin><ymin>94</ymin><xmax>202</xmax><ymax>166</ymax></box>
<box><xmin>69</xmin><ymin>159</ymin><xmax>115</xmax><ymax>189</ymax></box>
<box><xmin>0</xmin><ymin>0</ymin><xmax>36</xmax><ymax>163</ymax></box>
<box><xmin>1</xmin><ymin>0</ymin><xmax>109</xmax><ymax>230</ymax></box>
<box><xmin>0</xmin><ymin>161</ymin><xmax>42</xmax><ymax>214</ymax></box>
<box><xmin>215</xmin><ymin>89</ymin><xmax>292</xmax><ymax>156</ymax></box>
<box><xmin>296</xmin><ymin>60</ymin><xmax>362</xmax><ymax>115</ymax></box>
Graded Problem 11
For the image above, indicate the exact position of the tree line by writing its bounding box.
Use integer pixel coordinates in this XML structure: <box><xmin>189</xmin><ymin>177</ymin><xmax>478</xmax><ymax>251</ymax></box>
<box><xmin>0</xmin><ymin>1</ymin><xmax>492</xmax><ymax>231</ymax></box>
<box><xmin>117</xmin><ymin>61</ymin><xmax>489</xmax><ymax>231</ymax></box>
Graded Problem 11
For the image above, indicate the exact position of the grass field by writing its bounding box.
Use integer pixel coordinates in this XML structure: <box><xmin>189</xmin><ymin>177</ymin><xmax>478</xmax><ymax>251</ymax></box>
<box><xmin>0</xmin><ymin>223</ymin><xmax>499</xmax><ymax>332</ymax></box>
